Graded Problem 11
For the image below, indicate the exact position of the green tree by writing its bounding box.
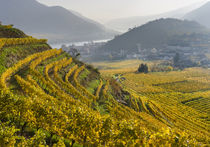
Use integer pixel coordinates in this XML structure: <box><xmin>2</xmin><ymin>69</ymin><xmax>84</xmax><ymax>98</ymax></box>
<box><xmin>138</xmin><ymin>64</ymin><xmax>148</xmax><ymax>73</ymax></box>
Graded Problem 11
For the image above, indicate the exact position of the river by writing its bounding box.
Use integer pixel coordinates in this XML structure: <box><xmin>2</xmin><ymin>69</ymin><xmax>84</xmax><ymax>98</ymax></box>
<box><xmin>50</xmin><ymin>39</ymin><xmax>111</xmax><ymax>49</ymax></box>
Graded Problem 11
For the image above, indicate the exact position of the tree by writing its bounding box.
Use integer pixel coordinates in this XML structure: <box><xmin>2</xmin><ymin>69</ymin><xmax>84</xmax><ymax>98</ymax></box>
<box><xmin>173</xmin><ymin>53</ymin><xmax>180</xmax><ymax>67</ymax></box>
<box><xmin>138</xmin><ymin>64</ymin><xmax>148</xmax><ymax>73</ymax></box>
<box><xmin>69</xmin><ymin>48</ymin><xmax>80</xmax><ymax>58</ymax></box>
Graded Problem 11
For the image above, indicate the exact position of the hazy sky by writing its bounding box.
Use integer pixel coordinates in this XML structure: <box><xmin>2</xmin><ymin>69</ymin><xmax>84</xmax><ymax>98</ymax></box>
<box><xmin>37</xmin><ymin>0</ymin><xmax>208</xmax><ymax>23</ymax></box>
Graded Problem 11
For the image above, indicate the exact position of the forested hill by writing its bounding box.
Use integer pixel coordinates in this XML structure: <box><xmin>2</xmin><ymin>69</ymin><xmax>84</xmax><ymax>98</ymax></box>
<box><xmin>97</xmin><ymin>18</ymin><xmax>208</xmax><ymax>56</ymax></box>
<box><xmin>0</xmin><ymin>0</ymin><xmax>115</xmax><ymax>42</ymax></box>
<box><xmin>0</xmin><ymin>24</ymin><xmax>209</xmax><ymax>146</ymax></box>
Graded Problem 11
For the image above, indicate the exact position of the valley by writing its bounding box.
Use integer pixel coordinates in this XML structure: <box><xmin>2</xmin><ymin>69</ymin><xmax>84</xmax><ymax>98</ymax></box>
<box><xmin>0</xmin><ymin>0</ymin><xmax>210</xmax><ymax>146</ymax></box>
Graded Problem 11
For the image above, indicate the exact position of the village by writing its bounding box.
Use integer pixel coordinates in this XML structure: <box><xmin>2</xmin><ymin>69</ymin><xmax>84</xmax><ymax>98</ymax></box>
<box><xmin>61</xmin><ymin>34</ymin><xmax>210</xmax><ymax>68</ymax></box>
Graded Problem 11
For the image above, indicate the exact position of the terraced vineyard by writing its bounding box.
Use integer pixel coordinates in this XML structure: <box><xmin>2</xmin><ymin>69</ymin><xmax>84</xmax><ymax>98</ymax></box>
<box><xmin>0</xmin><ymin>25</ymin><xmax>209</xmax><ymax>146</ymax></box>
<box><xmin>95</xmin><ymin>60</ymin><xmax>210</xmax><ymax>145</ymax></box>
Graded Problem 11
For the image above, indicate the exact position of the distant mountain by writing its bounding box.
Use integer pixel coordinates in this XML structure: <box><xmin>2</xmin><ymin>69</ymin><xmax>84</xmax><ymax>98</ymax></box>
<box><xmin>184</xmin><ymin>1</ymin><xmax>210</xmax><ymax>28</ymax></box>
<box><xmin>105</xmin><ymin>2</ymin><xmax>206</xmax><ymax>32</ymax></box>
<box><xmin>0</xmin><ymin>0</ymin><xmax>116</xmax><ymax>43</ymax></box>
<box><xmin>95</xmin><ymin>18</ymin><xmax>208</xmax><ymax>61</ymax></box>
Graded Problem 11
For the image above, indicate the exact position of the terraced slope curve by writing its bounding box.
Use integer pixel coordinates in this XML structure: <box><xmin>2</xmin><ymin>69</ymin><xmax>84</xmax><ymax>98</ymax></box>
<box><xmin>0</xmin><ymin>24</ymin><xmax>209</xmax><ymax>146</ymax></box>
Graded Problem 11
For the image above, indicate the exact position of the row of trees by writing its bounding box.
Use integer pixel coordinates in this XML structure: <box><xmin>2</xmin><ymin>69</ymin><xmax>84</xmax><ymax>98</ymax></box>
<box><xmin>137</xmin><ymin>52</ymin><xmax>202</xmax><ymax>73</ymax></box>
<box><xmin>138</xmin><ymin>63</ymin><xmax>174</xmax><ymax>73</ymax></box>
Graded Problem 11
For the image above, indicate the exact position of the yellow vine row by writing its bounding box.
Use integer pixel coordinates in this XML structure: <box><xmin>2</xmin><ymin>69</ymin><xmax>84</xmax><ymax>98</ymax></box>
<box><xmin>95</xmin><ymin>79</ymin><xmax>103</xmax><ymax>98</ymax></box>
<box><xmin>0</xmin><ymin>38</ymin><xmax>47</xmax><ymax>49</ymax></box>
<box><xmin>28</xmin><ymin>50</ymin><xmax>77</xmax><ymax>104</ymax></box>
<box><xmin>53</xmin><ymin>60</ymin><xmax>91</xmax><ymax>105</ymax></box>
<box><xmin>73</xmin><ymin>65</ymin><xmax>97</xmax><ymax>101</ymax></box>
<box><xmin>65</xmin><ymin>65</ymin><xmax>78</xmax><ymax>82</ymax></box>
<box><xmin>0</xmin><ymin>49</ymin><xmax>58</xmax><ymax>93</ymax></box>
<box><xmin>102</xmin><ymin>80</ymin><xmax>110</xmax><ymax>99</ymax></box>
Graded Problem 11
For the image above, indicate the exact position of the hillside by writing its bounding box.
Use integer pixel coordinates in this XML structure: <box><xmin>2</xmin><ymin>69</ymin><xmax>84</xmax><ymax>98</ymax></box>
<box><xmin>0</xmin><ymin>0</ymin><xmax>115</xmax><ymax>43</ymax></box>
<box><xmin>184</xmin><ymin>1</ymin><xmax>210</xmax><ymax>28</ymax></box>
<box><xmin>105</xmin><ymin>2</ymin><xmax>206</xmax><ymax>32</ymax></box>
<box><xmin>94</xmin><ymin>18</ymin><xmax>209</xmax><ymax>61</ymax></box>
<box><xmin>0</xmin><ymin>24</ymin><xmax>209</xmax><ymax>146</ymax></box>
<box><xmin>0</xmin><ymin>25</ymin><xmax>28</xmax><ymax>38</ymax></box>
